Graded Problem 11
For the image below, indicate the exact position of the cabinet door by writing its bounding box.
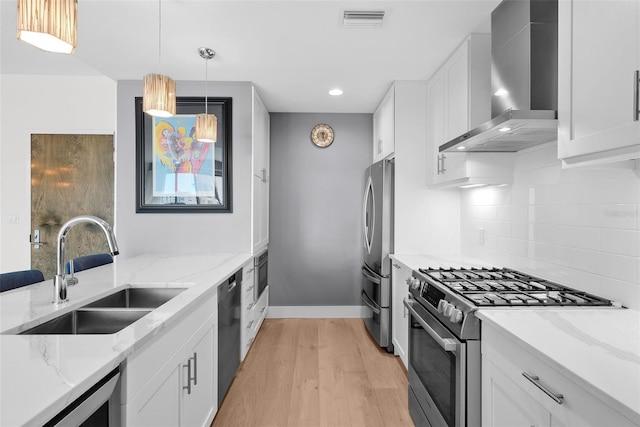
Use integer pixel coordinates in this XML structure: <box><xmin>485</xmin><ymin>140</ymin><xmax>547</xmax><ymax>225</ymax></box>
<box><xmin>373</xmin><ymin>86</ymin><xmax>395</xmax><ymax>162</ymax></box>
<box><xmin>252</xmin><ymin>89</ymin><xmax>270</xmax><ymax>253</ymax></box>
<box><xmin>181</xmin><ymin>317</ymin><xmax>216</xmax><ymax>427</ymax></box>
<box><xmin>427</xmin><ymin>71</ymin><xmax>448</xmax><ymax>184</ymax></box>
<box><xmin>127</xmin><ymin>362</ymin><xmax>182</xmax><ymax>427</ymax></box>
<box><xmin>391</xmin><ymin>260</ymin><xmax>411</xmax><ymax>369</ymax></box>
<box><xmin>483</xmin><ymin>359</ymin><xmax>551</xmax><ymax>427</ymax></box>
<box><xmin>558</xmin><ymin>0</ymin><xmax>640</xmax><ymax>166</ymax></box>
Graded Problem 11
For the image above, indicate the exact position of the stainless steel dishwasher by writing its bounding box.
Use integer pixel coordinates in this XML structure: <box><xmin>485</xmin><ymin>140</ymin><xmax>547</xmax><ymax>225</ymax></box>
<box><xmin>218</xmin><ymin>269</ymin><xmax>241</xmax><ymax>406</ymax></box>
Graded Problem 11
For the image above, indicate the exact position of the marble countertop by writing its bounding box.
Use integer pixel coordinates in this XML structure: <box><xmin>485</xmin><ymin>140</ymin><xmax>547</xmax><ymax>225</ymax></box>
<box><xmin>0</xmin><ymin>252</ymin><xmax>252</xmax><ymax>427</ymax></box>
<box><xmin>391</xmin><ymin>252</ymin><xmax>640</xmax><ymax>424</ymax></box>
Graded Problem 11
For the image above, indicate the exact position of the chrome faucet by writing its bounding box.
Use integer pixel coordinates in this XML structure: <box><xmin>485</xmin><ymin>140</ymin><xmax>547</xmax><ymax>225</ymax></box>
<box><xmin>53</xmin><ymin>215</ymin><xmax>119</xmax><ymax>304</ymax></box>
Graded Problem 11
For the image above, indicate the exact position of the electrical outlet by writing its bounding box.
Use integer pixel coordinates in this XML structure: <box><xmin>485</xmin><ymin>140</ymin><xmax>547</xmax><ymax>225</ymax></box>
<box><xmin>8</xmin><ymin>214</ymin><xmax>19</xmax><ymax>224</ymax></box>
<box><xmin>478</xmin><ymin>227</ymin><xmax>485</xmax><ymax>246</ymax></box>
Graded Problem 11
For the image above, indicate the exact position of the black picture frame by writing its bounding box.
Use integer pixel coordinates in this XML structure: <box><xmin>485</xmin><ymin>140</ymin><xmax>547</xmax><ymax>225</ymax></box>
<box><xmin>135</xmin><ymin>96</ymin><xmax>232</xmax><ymax>213</ymax></box>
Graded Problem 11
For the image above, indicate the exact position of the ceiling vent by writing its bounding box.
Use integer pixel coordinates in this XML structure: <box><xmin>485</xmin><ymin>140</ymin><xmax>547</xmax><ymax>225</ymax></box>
<box><xmin>341</xmin><ymin>10</ymin><xmax>386</xmax><ymax>28</ymax></box>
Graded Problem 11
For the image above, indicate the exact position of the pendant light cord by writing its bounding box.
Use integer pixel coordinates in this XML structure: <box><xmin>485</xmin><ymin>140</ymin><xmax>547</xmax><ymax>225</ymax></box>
<box><xmin>205</xmin><ymin>58</ymin><xmax>209</xmax><ymax>114</ymax></box>
<box><xmin>158</xmin><ymin>0</ymin><xmax>162</xmax><ymax>71</ymax></box>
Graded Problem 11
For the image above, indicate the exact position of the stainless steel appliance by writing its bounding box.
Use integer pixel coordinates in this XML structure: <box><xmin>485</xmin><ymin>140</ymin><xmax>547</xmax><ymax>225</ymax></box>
<box><xmin>440</xmin><ymin>0</ymin><xmax>559</xmax><ymax>153</ymax></box>
<box><xmin>44</xmin><ymin>368</ymin><xmax>121</xmax><ymax>426</ymax></box>
<box><xmin>218</xmin><ymin>270</ymin><xmax>241</xmax><ymax>406</ymax></box>
<box><xmin>254</xmin><ymin>249</ymin><xmax>268</xmax><ymax>301</ymax></box>
<box><xmin>361</xmin><ymin>158</ymin><xmax>394</xmax><ymax>352</ymax></box>
<box><xmin>404</xmin><ymin>266</ymin><xmax>614</xmax><ymax>427</ymax></box>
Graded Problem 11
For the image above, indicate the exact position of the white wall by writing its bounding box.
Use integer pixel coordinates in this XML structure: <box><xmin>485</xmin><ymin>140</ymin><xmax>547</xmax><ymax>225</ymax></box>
<box><xmin>0</xmin><ymin>75</ymin><xmax>116</xmax><ymax>272</ymax></box>
<box><xmin>461</xmin><ymin>142</ymin><xmax>640</xmax><ymax>310</ymax></box>
<box><xmin>115</xmin><ymin>81</ymin><xmax>252</xmax><ymax>257</ymax></box>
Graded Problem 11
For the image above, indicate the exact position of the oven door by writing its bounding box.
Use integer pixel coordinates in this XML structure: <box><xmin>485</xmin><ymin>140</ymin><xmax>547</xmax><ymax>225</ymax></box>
<box><xmin>404</xmin><ymin>298</ymin><xmax>466</xmax><ymax>427</ymax></box>
<box><xmin>254</xmin><ymin>249</ymin><xmax>268</xmax><ymax>300</ymax></box>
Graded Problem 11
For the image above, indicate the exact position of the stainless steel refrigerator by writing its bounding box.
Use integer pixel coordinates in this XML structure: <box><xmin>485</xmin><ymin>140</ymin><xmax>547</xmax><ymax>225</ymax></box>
<box><xmin>361</xmin><ymin>157</ymin><xmax>394</xmax><ymax>352</ymax></box>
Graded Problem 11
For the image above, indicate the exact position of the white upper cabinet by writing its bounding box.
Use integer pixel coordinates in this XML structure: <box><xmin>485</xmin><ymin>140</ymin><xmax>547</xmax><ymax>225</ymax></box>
<box><xmin>252</xmin><ymin>87</ymin><xmax>270</xmax><ymax>253</ymax></box>
<box><xmin>427</xmin><ymin>34</ymin><xmax>515</xmax><ymax>188</ymax></box>
<box><xmin>558</xmin><ymin>0</ymin><xmax>640</xmax><ymax>167</ymax></box>
<box><xmin>373</xmin><ymin>85</ymin><xmax>395</xmax><ymax>162</ymax></box>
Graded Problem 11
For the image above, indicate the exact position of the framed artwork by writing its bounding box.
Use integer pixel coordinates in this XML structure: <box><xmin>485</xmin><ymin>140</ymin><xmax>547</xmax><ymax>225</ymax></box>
<box><xmin>135</xmin><ymin>96</ymin><xmax>232</xmax><ymax>213</ymax></box>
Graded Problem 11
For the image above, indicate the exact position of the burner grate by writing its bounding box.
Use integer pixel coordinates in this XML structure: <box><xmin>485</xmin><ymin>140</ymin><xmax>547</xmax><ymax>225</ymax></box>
<box><xmin>417</xmin><ymin>267</ymin><xmax>613</xmax><ymax>307</ymax></box>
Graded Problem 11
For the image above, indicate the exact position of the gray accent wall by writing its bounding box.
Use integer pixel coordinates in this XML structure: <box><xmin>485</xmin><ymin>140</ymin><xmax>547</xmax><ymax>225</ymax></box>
<box><xmin>269</xmin><ymin>113</ymin><xmax>372</xmax><ymax>306</ymax></box>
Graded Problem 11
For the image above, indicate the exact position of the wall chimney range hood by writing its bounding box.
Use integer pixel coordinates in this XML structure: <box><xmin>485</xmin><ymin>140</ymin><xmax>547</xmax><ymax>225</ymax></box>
<box><xmin>440</xmin><ymin>0</ymin><xmax>558</xmax><ymax>153</ymax></box>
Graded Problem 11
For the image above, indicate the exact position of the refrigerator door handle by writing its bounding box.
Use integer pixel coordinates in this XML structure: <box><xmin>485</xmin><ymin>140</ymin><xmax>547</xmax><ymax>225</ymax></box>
<box><xmin>361</xmin><ymin>265</ymin><xmax>382</xmax><ymax>285</ymax></box>
<box><xmin>361</xmin><ymin>291</ymin><xmax>381</xmax><ymax>315</ymax></box>
<box><xmin>362</xmin><ymin>176</ymin><xmax>375</xmax><ymax>253</ymax></box>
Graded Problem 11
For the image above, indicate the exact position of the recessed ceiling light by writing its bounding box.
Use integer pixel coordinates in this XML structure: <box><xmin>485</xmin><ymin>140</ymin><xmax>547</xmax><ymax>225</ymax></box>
<box><xmin>498</xmin><ymin>127</ymin><xmax>511</xmax><ymax>132</ymax></box>
<box><xmin>457</xmin><ymin>146</ymin><xmax>466</xmax><ymax>150</ymax></box>
<box><xmin>329</xmin><ymin>89</ymin><xmax>343</xmax><ymax>96</ymax></box>
<box><xmin>494</xmin><ymin>88</ymin><xmax>509</xmax><ymax>97</ymax></box>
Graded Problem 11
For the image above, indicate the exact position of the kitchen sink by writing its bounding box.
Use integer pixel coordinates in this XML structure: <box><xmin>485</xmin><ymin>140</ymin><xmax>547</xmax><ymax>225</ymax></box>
<box><xmin>82</xmin><ymin>287</ymin><xmax>186</xmax><ymax>309</ymax></box>
<box><xmin>19</xmin><ymin>309</ymin><xmax>150</xmax><ymax>335</ymax></box>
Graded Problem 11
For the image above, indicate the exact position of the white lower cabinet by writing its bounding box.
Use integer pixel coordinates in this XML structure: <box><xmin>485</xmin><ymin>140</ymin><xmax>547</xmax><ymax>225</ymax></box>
<box><xmin>391</xmin><ymin>258</ymin><xmax>411</xmax><ymax>369</ymax></box>
<box><xmin>123</xmin><ymin>292</ymin><xmax>217</xmax><ymax>427</ymax></box>
<box><xmin>482</xmin><ymin>323</ymin><xmax>636</xmax><ymax>427</ymax></box>
<box><xmin>243</xmin><ymin>285</ymin><xmax>269</xmax><ymax>358</ymax></box>
<box><xmin>241</xmin><ymin>258</ymin><xmax>269</xmax><ymax>360</ymax></box>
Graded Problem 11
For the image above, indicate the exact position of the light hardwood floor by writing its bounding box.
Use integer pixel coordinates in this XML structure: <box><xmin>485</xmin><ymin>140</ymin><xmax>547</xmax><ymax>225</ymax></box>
<box><xmin>211</xmin><ymin>318</ymin><xmax>414</xmax><ymax>427</ymax></box>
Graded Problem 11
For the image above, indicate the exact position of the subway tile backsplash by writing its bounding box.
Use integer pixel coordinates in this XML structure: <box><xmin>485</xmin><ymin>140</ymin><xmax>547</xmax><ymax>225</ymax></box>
<box><xmin>461</xmin><ymin>142</ymin><xmax>640</xmax><ymax>309</ymax></box>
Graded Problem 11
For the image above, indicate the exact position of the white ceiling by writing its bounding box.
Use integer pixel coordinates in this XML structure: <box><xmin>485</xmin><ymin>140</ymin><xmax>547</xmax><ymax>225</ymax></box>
<box><xmin>0</xmin><ymin>0</ymin><xmax>500</xmax><ymax>113</ymax></box>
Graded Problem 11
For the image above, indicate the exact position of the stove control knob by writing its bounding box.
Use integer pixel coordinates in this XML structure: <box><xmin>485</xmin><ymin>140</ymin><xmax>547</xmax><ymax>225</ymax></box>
<box><xmin>444</xmin><ymin>304</ymin><xmax>454</xmax><ymax>317</ymax></box>
<box><xmin>437</xmin><ymin>300</ymin><xmax>448</xmax><ymax>314</ymax></box>
<box><xmin>406</xmin><ymin>277</ymin><xmax>421</xmax><ymax>290</ymax></box>
<box><xmin>449</xmin><ymin>309</ymin><xmax>463</xmax><ymax>324</ymax></box>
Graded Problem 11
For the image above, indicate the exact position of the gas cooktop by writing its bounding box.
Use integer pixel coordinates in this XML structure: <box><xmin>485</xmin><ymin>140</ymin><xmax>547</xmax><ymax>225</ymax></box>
<box><xmin>416</xmin><ymin>267</ymin><xmax>614</xmax><ymax>307</ymax></box>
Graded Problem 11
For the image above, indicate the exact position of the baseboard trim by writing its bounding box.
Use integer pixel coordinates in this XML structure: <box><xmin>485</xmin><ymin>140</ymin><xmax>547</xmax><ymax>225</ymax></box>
<box><xmin>266</xmin><ymin>305</ymin><xmax>366</xmax><ymax>319</ymax></box>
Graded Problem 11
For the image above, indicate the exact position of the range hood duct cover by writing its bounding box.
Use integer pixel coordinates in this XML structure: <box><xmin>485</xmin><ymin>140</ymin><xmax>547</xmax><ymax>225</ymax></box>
<box><xmin>440</xmin><ymin>0</ymin><xmax>558</xmax><ymax>153</ymax></box>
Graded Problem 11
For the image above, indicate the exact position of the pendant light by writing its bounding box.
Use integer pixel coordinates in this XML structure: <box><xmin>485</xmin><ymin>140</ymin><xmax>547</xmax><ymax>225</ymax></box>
<box><xmin>143</xmin><ymin>0</ymin><xmax>175</xmax><ymax>117</ymax></box>
<box><xmin>194</xmin><ymin>47</ymin><xmax>217</xmax><ymax>143</ymax></box>
<box><xmin>16</xmin><ymin>0</ymin><xmax>77</xmax><ymax>54</ymax></box>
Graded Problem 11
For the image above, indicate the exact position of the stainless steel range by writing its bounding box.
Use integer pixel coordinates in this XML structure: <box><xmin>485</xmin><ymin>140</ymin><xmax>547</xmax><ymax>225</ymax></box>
<box><xmin>404</xmin><ymin>266</ymin><xmax>614</xmax><ymax>427</ymax></box>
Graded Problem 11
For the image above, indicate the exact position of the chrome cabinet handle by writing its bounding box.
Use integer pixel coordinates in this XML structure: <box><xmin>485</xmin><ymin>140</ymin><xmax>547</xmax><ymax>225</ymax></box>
<box><xmin>522</xmin><ymin>372</ymin><xmax>564</xmax><ymax>404</ymax></box>
<box><xmin>392</xmin><ymin>263</ymin><xmax>400</xmax><ymax>269</ymax></box>
<box><xmin>440</xmin><ymin>154</ymin><xmax>446</xmax><ymax>173</ymax></box>
<box><xmin>246</xmin><ymin>267</ymin><xmax>255</xmax><ymax>274</ymax></box>
<box><xmin>403</xmin><ymin>298</ymin><xmax>457</xmax><ymax>352</ymax></box>
<box><xmin>260</xmin><ymin>306</ymin><xmax>266</xmax><ymax>313</ymax></box>
<box><xmin>247</xmin><ymin>320</ymin><xmax>254</xmax><ymax>329</ymax></box>
<box><xmin>634</xmin><ymin>70</ymin><xmax>639</xmax><ymax>122</ymax></box>
<box><xmin>247</xmin><ymin>302</ymin><xmax>254</xmax><ymax>311</ymax></box>
<box><xmin>183</xmin><ymin>353</ymin><xmax>197</xmax><ymax>394</ymax></box>
<box><xmin>436</xmin><ymin>155</ymin><xmax>442</xmax><ymax>174</ymax></box>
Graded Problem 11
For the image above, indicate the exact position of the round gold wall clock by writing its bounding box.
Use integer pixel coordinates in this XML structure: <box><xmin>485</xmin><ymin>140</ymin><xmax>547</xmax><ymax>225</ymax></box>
<box><xmin>310</xmin><ymin>124</ymin><xmax>334</xmax><ymax>148</ymax></box>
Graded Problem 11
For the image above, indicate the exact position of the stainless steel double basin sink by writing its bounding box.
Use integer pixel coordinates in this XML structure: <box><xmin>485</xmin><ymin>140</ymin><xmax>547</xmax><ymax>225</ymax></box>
<box><xmin>20</xmin><ymin>288</ymin><xmax>185</xmax><ymax>335</ymax></box>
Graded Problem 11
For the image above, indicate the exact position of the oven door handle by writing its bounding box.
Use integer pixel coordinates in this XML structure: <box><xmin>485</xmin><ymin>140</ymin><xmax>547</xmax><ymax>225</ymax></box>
<box><xmin>361</xmin><ymin>291</ymin><xmax>381</xmax><ymax>315</ymax></box>
<box><xmin>404</xmin><ymin>298</ymin><xmax>458</xmax><ymax>352</ymax></box>
<box><xmin>361</xmin><ymin>265</ymin><xmax>381</xmax><ymax>285</ymax></box>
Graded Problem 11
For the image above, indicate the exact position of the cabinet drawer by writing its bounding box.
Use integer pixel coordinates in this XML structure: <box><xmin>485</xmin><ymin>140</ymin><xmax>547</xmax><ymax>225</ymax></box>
<box><xmin>483</xmin><ymin>324</ymin><xmax>636</xmax><ymax>427</ymax></box>
<box><xmin>124</xmin><ymin>291</ymin><xmax>216</xmax><ymax>402</ymax></box>
<box><xmin>243</xmin><ymin>263</ymin><xmax>255</xmax><ymax>288</ymax></box>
